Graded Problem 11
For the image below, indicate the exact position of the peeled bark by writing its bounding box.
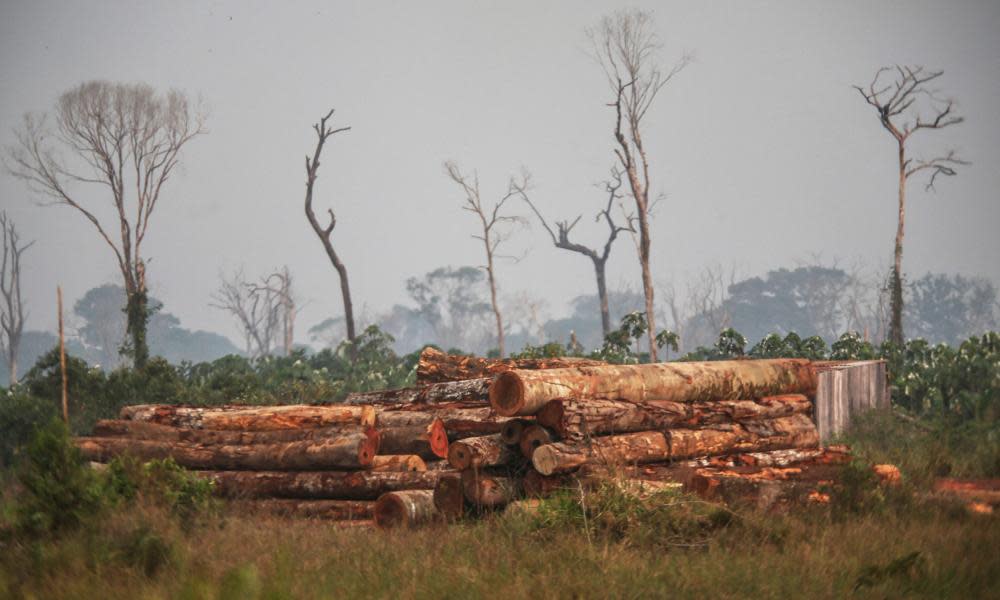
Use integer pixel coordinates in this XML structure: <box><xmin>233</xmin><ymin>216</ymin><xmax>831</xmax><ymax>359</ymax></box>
<box><xmin>204</xmin><ymin>470</ymin><xmax>445</xmax><ymax>500</ymax></box>
<box><xmin>92</xmin><ymin>419</ymin><xmax>355</xmax><ymax>445</ymax></box>
<box><xmin>536</xmin><ymin>395</ymin><xmax>812</xmax><ymax>439</ymax></box>
<box><xmin>500</xmin><ymin>419</ymin><xmax>532</xmax><ymax>446</ymax></box>
<box><xmin>378</xmin><ymin>419</ymin><xmax>449</xmax><ymax>459</ymax></box>
<box><xmin>229</xmin><ymin>499</ymin><xmax>373</xmax><ymax>520</ymax></box>
<box><xmin>346</xmin><ymin>378</ymin><xmax>490</xmax><ymax>407</ymax></box>
<box><xmin>460</xmin><ymin>469</ymin><xmax>521</xmax><ymax>507</ymax></box>
<box><xmin>370</xmin><ymin>455</ymin><xmax>427</xmax><ymax>472</ymax></box>
<box><xmin>447</xmin><ymin>435</ymin><xmax>518</xmax><ymax>470</ymax></box>
<box><xmin>416</xmin><ymin>346</ymin><xmax>606</xmax><ymax>384</ymax></box>
<box><xmin>490</xmin><ymin>359</ymin><xmax>817</xmax><ymax>416</ymax></box>
<box><xmin>519</xmin><ymin>425</ymin><xmax>555</xmax><ymax>460</ymax></box>
<box><xmin>531</xmin><ymin>431</ymin><xmax>669</xmax><ymax>476</ymax></box>
<box><xmin>76</xmin><ymin>431</ymin><xmax>379</xmax><ymax>471</ymax></box>
<box><xmin>120</xmin><ymin>403</ymin><xmax>376</xmax><ymax>430</ymax></box>
<box><xmin>433</xmin><ymin>473</ymin><xmax>466</xmax><ymax>519</ymax></box>
<box><xmin>374</xmin><ymin>489</ymin><xmax>438</xmax><ymax>529</ymax></box>
<box><xmin>668</xmin><ymin>414</ymin><xmax>819</xmax><ymax>460</ymax></box>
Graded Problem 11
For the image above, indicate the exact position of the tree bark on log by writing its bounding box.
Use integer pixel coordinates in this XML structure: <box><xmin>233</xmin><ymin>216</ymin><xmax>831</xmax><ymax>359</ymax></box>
<box><xmin>490</xmin><ymin>359</ymin><xmax>817</xmax><ymax>416</ymax></box>
<box><xmin>120</xmin><ymin>404</ymin><xmax>376</xmax><ymax>430</ymax></box>
<box><xmin>228</xmin><ymin>499</ymin><xmax>373</xmax><ymax>520</ymax></box>
<box><xmin>668</xmin><ymin>414</ymin><xmax>819</xmax><ymax>459</ymax></box>
<box><xmin>374</xmin><ymin>489</ymin><xmax>438</xmax><ymax>529</ymax></box>
<box><xmin>535</xmin><ymin>395</ymin><xmax>812</xmax><ymax>439</ymax></box>
<box><xmin>460</xmin><ymin>469</ymin><xmax>521</xmax><ymax>507</ymax></box>
<box><xmin>519</xmin><ymin>425</ymin><xmax>555</xmax><ymax>460</ymax></box>
<box><xmin>345</xmin><ymin>378</ymin><xmax>490</xmax><ymax>407</ymax></box>
<box><xmin>447</xmin><ymin>435</ymin><xmax>519</xmax><ymax>470</ymax></box>
<box><xmin>531</xmin><ymin>431</ymin><xmax>670</xmax><ymax>476</ymax></box>
<box><xmin>76</xmin><ymin>432</ymin><xmax>379</xmax><ymax>471</ymax></box>
<box><xmin>416</xmin><ymin>346</ymin><xmax>606</xmax><ymax>384</ymax></box>
<box><xmin>373</xmin><ymin>407</ymin><xmax>515</xmax><ymax>440</ymax></box>
<box><xmin>370</xmin><ymin>455</ymin><xmax>427</xmax><ymax>472</ymax></box>
<box><xmin>522</xmin><ymin>470</ymin><xmax>574</xmax><ymax>497</ymax></box>
<box><xmin>203</xmin><ymin>470</ymin><xmax>445</xmax><ymax>500</ymax></box>
<box><xmin>378</xmin><ymin>419</ymin><xmax>449</xmax><ymax>459</ymax></box>
<box><xmin>433</xmin><ymin>473</ymin><xmax>466</xmax><ymax>519</ymax></box>
<box><xmin>92</xmin><ymin>419</ymin><xmax>356</xmax><ymax>445</ymax></box>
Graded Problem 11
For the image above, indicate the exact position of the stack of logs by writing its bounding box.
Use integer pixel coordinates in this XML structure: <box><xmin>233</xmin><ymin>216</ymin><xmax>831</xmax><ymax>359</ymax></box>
<box><xmin>76</xmin><ymin>348</ymin><xmax>858</xmax><ymax>528</ymax></box>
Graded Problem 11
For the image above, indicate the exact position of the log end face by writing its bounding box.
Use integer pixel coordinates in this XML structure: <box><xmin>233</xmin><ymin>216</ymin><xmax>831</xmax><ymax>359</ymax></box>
<box><xmin>535</xmin><ymin>400</ymin><xmax>565</xmax><ymax>433</ymax></box>
<box><xmin>373</xmin><ymin>493</ymin><xmax>407</xmax><ymax>529</ymax></box>
<box><xmin>500</xmin><ymin>419</ymin><xmax>527</xmax><ymax>446</ymax></box>
<box><xmin>532</xmin><ymin>445</ymin><xmax>559</xmax><ymax>476</ymax></box>
<box><xmin>428</xmin><ymin>418</ymin><xmax>450</xmax><ymax>459</ymax></box>
<box><xmin>447</xmin><ymin>441</ymin><xmax>471</xmax><ymax>471</ymax></box>
<box><xmin>490</xmin><ymin>372</ymin><xmax>525</xmax><ymax>417</ymax></box>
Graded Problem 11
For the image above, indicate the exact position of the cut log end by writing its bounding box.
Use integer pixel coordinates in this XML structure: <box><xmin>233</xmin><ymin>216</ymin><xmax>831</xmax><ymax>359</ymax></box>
<box><xmin>373</xmin><ymin>489</ymin><xmax>436</xmax><ymax>529</ymax></box>
<box><xmin>500</xmin><ymin>419</ymin><xmax>530</xmax><ymax>446</ymax></box>
<box><xmin>433</xmin><ymin>474</ymin><xmax>465</xmax><ymax>519</ymax></box>
<box><xmin>428</xmin><ymin>418</ymin><xmax>449</xmax><ymax>459</ymax></box>
<box><xmin>534</xmin><ymin>400</ymin><xmax>566</xmax><ymax>436</ymax></box>
<box><xmin>531</xmin><ymin>445</ymin><xmax>561</xmax><ymax>477</ymax></box>
<box><xmin>447</xmin><ymin>440</ymin><xmax>473</xmax><ymax>471</ymax></box>
<box><xmin>490</xmin><ymin>372</ymin><xmax>525</xmax><ymax>417</ymax></box>
<box><xmin>519</xmin><ymin>425</ymin><xmax>554</xmax><ymax>459</ymax></box>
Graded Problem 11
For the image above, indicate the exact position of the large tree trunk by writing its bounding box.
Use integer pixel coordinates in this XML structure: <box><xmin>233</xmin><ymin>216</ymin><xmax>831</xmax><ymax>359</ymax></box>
<box><xmin>535</xmin><ymin>395</ymin><xmax>812</xmax><ymax>439</ymax></box>
<box><xmin>668</xmin><ymin>414</ymin><xmax>819</xmax><ymax>459</ymax></box>
<box><xmin>92</xmin><ymin>419</ymin><xmax>359</xmax><ymax>445</ymax></box>
<box><xmin>447</xmin><ymin>435</ymin><xmax>519</xmax><ymax>470</ymax></box>
<box><xmin>371</xmin><ymin>455</ymin><xmax>427</xmax><ymax>472</ymax></box>
<box><xmin>461</xmin><ymin>469</ymin><xmax>521</xmax><ymax>508</ymax></box>
<box><xmin>124</xmin><ymin>287</ymin><xmax>151</xmax><ymax>369</ymax></box>
<box><xmin>229</xmin><ymin>499</ymin><xmax>373</xmax><ymax>520</ymax></box>
<box><xmin>637</xmin><ymin>212</ymin><xmax>659</xmax><ymax>363</ymax></box>
<box><xmin>204</xmin><ymin>470</ymin><xmax>445</xmax><ymax>500</ymax></box>
<box><xmin>518</xmin><ymin>424</ymin><xmax>555</xmax><ymax>460</ymax></box>
<box><xmin>531</xmin><ymin>431</ymin><xmax>669</xmax><ymax>476</ymax></box>
<box><xmin>594</xmin><ymin>257</ymin><xmax>612</xmax><ymax>337</ymax></box>
<box><xmin>119</xmin><ymin>404</ymin><xmax>376</xmax><ymax>430</ymax></box>
<box><xmin>373</xmin><ymin>489</ymin><xmax>438</xmax><ymax>529</ymax></box>
<box><xmin>346</xmin><ymin>378</ymin><xmax>491</xmax><ymax>407</ymax></box>
<box><xmin>77</xmin><ymin>432</ymin><xmax>379</xmax><ymax>471</ymax></box>
<box><xmin>889</xmin><ymin>141</ymin><xmax>907</xmax><ymax>347</ymax></box>
<box><xmin>378</xmin><ymin>420</ymin><xmax>449</xmax><ymax>459</ymax></box>
<box><xmin>490</xmin><ymin>359</ymin><xmax>818</xmax><ymax>416</ymax></box>
<box><xmin>415</xmin><ymin>347</ymin><xmax>605</xmax><ymax>384</ymax></box>
<box><xmin>373</xmin><ymin>406</ymin><xmax>515</xmax><ymax>441</ymax></box>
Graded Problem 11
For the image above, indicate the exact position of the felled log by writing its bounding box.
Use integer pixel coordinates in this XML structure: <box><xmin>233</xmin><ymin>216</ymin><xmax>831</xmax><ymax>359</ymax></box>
<box><xmin>76</xmin><ymin>431</ymin><xmax>379</xmax><ymax>471</ymax></box>
<box><xmin>378</xmin><ymin>420</ymin><xmax>449</xmax><ymax>459</ymax></box>
<box><xmin>204</xmin><ymin>470</ymin><xmax>445</xmax><ymax>500</ymax></box>
<box><xmin>374</xmin><ymin>490</ymin><xmax>438</xmax><ymax>529</ymax></box>
<box><xmin>522</xmin><ymin>470</ymin><xmax>574</xmax><ymax>497</ymax></box>
<box><xmin>120</xmin><ymin>404</ymin><xmax>376</xmax><ymax>430</ymax></box>
<box><xmin>531</xmin><ymin>431</ymin><xmax>670</xmax><ymax>476</ymax></box>
<box><xmin>447</xmin><ymin>435</ymin><xmax>518</xmax><ymax>470</ymax></box>
<box><xmin>519</xmin><ymin>425</ymin><xmax>555</xmax><ymax>460</ymax></box>
<box><xmin>668</xmin><ymin>414</ymin><xmax>819</xmax><ymax>459</ymax></box>
<box><xmin>535</xmin><ymin>394</ymin><xmax>812</xmax><ymax>439</ymax></box>
<box><xmin>370</xmin><ymin>455</ymin><xmax>427</xmax><ymax>472</ymax></box>
<box><xmin>500</xmin><ymin>419</ymin><xmax>532</xmax><ymax>446</ymax></box>
<box><xmin>461</xmin><ymin>469</ymin><xmax>521</xmax><ymax>507</ymax></box>
<box><xmin>228</xmin><ymin>499</ymin><xmax>373</xmax><ymax>520</ymax></box>
<box><xmin>92</xmin><ymin>419</ymin><xmax>353</xmax><ymax>445</ymax></box>
<box><xmin>490</xmin><ymin>359</ymin><xmax>817</xmax><ymax>416</ymax></box>
<box><xmin>433</xmin><ymin>473</ymin><xmax>466</xmax><ymax>519</ymax></box>
<box><xmin>933</xmin><ymin>478</ymin><xmax>1000</xmax><ymax>505</ymax></box>
<box><xmin>346</xmin><ymin>378</ymin><xmax>490</xmax><ymax>407</ymax></box>
<box><xmin>373</xmin><ymin>406</ymin><xmax>514</xmax><ymax>440</ymax></box>
<box><xmin>416</xmin><ymin>346</ymin><xmax>606</xmax><ymax>384</ymax></box>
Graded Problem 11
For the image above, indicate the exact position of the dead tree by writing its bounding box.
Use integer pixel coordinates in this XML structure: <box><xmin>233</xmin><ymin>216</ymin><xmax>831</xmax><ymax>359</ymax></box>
<box><xmin>517</xmin><ymin>168</ymin><xmax>633</xmax><ymax>337</ymax></box>
<box><xmin>6</xmin><ymin>81</ymin><xmax>205</xmax><ymax>368</ymax></box>
<box><xmin>211</xmin><ymin>268</ymin><xmax>293</xmax><ymax>359</ymax></box>
<box><xmin>0</xmin><ymin>212</ymin><xmax>34</xmax><ymax>384</ymax></box>
<box><xmin>590</xmin><ymin>10</ymin><xmax>689</xmax><ymax>361</ymax></box>
<box><xmin>444</xmin><ymin>162</ymin><xmax>527</xmax><ymax>358</ymax></box>
<box><xmin>261</xmin><ymin>267</ymin><xmax>297</xmax><ymax>356</ymax></box>
<box><xmin>304</xmin><ymin>109</ymin><xmax>355</xmax><ymax>344</ymax></box>
<box><xmin>854</xmin><ymin>66</ymin><xmax>966</xmax><ymax>346</ymax></box>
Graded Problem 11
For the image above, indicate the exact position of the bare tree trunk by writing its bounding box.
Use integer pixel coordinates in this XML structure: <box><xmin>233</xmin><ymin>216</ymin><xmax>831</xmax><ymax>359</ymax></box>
<box><xmin>594</xmin><ymin>257</ymin><xmax>612</xmax><ymax>337</ymax></box>
<box><xmin>890</xmin><ymin>141</ymin><xmax>906</xmax><ymax>347</ymax></box>
<box><xmin>483</xmin><ymin>231</ymin><xmax>505</xmax><ymax>357</ymax></box>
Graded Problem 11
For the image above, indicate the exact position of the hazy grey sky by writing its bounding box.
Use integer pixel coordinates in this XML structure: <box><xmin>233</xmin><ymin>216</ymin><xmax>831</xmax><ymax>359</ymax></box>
<box><xmin>2</xmin><ymin>0</ymin><xmax>998</xmax><ymax>345</ymax></box>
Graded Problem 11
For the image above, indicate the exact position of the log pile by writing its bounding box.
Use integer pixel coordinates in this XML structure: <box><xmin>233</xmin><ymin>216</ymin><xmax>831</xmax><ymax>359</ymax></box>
<box><xmin>78</xmin><ymin>349</ymin><xmax>884</xmax><ymax>528</ymax></box>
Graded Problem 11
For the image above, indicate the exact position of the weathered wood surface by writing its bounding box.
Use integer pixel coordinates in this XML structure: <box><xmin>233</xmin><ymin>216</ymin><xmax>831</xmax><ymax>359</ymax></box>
<box><xmin>371</xmin><ymin>455</ymin><xmax>427</xmax><ymax>472</ymax></box>
<box><xmin>92</xmin><ymin>419</ymin><xmax>353</xmax><ymax>445</ymax></box>
<box><xmin>668</xmin><ymin>414</ymin><xmax>819</xmax><ymax>459</ymax></box>
<box><xmin>76</xmin><ymin>431</ymin><xmax>379</xmax><ymax>471</ymax></box>
<box><xmin>345</xmin><ymin>378</ymin><xmax>490</xmax><ymax>407</ymax></box>
<box><xmin>374</xmin><ymin>489</ymin><xmax>438</xmax><ymax>529</ymax></box>
<box><xmin>461</xmin><ymin>469</ymin><xmax>521</xmax><ymax>507</ymax></box>
<box><xmin>535</xmin><ymin>395</ymin><xmax>812</xmax><ymax>439</ymax></box>
<box><xmin>518</xmin><ymin>424</ymin><xmax>555</xmax><ymax>460</ymax></box>
<box><xmin>531</xmin><ymin>431</ymin><xmax>670</xmax><ymax>476</ymax></box>
<box><xmin>373</xmin><ymin>407</ymin><xmax>515</xmax><ymax>441</ymax></box>
<box><xmin>120</xmin><ymin>404</ymin><xmax>376</xmax><ymax>430</ymax></box>
<box><xmin>813</xmin><ymin>360</ymin><xmax>889</xmax><ymax>442</ymax></box>
<box><xmin>500</xmin><ymin>419</ymin><xmax>532</xmax><ymax>446</ymax></box>
<box><xmin>228</xmin><ymin>499</ymin><xmax>374</xmax><ymax>520</ymax></box>
<box><xmin>447</xmin><ymin>435</ymin><xmax>518</xmax><ymax>470</ymax></box>
<box><xmin>378</xmin><ymin>420</ymin><xmax>449</xmax><ymax>459</ymax></box>
<box><xmin>203</xmin><ymin>470</ymin><xmax>446</xmax><ymax>500</ymax></box>
<box><xmin>416</xmin><ymin>346</ymin><xmax>606</xmax><ymax>384</ymax></box>
<box><xmin>433</xmin><ymin>473</ymin><xmax>466</xmax><ymax>519</ymax></box>
<box><xmin>490</xmin><ymin>359</ymin><xmax>818</xmax><ymax>416</ymax></box>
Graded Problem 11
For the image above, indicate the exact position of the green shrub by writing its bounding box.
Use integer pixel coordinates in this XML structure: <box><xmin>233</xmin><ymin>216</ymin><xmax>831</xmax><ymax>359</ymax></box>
<box><xmin>0</xmin><ymin>390</ymin><xmax>57</xmax><ymax>467</ymax></box>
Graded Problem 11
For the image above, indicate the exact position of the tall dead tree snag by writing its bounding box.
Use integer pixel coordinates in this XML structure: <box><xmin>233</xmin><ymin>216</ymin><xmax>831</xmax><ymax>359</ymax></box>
<box><xmin>854</xmin><ymin>66</ymin><xmax>966</xmax><ymax>347</ymax></box>
<box><xmin>7</xmin><ymin>81</ymin><xmax>205</xmax><ymax>369</ymax></box>
<box><xmin>304</xmin><ymin>109</ymin><xmax>356</xmax><ymax>344</ymax></box>
<box><xmin>211</xmin><ymin>266</ymin><xmax>297</xmax><ymax>358</ymax></box>
<box><xmin>591</xmin><ymin>10</ymin><xmax>688</xmax><ymax>362</ymax></box>
<box><xmin>518</xmin><ymin>168</ymin><xmax>632</xmax><ymax>337</ymax></box>
<box><xmin>444</xmin><ymin>162</ymin><xmax>527</xmax><ymax>358</ymax></box>
<box><xmin>0</xmin><ymin>212</ymin><xmax>33</xmax><ymax>385</ymax></box>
